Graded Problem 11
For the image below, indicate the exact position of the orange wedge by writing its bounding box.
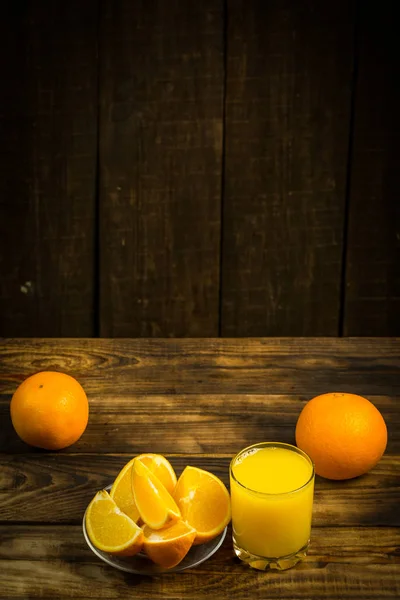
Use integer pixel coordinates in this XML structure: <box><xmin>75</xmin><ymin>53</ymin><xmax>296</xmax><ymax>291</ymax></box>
<box><xmin>110</xmin><ymin>458</ymin><xmax>140</xmax><ymax>522</ymax></box>
<box><xmin>110</xmin><ymin>454</ymin><xmax>176</xmax><ymax>521</ymax></box>
<box><xmin>142</xmin><ymin>520</ymin><xmax>196</xmax><ymax>569</ymax></box>
<box><xmin>85</xmin><ymin>490</ymin><xmax>143</xmax><ymax>556</ymax></box>
<box><xmin>136</xmin><ymin>453</ymin><xmax>177</xmax><ymax>494</ymax></box>
<box><xmin>132</xmin><ymin>458</ymin><xmax>181</xmax><ymax>529</ymax></box>
<box><xmin>173</xmin><ymin>466</ymin><xmax>231</xmax><ymax>545</ymax></box>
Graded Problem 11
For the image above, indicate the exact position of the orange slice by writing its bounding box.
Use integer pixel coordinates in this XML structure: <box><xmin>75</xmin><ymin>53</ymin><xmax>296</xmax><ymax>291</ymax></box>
<box><xmin>136</xmin><ymin>453</ymin><xmax>177</xmax><ymax>494</ymax></box>
<box><xmin>110</xmin><ymin>458</ymin><xmax>140</xmax><ymax>522</ymax></box>
<box><xmin>85</xmin><ymin>490</ymin><xmax>143</xmax><ymax>556</ymax></box>
<box><xmin>142</xmin><ymin>520</ymin><xmax>196</xmax><ymax>569</ymax></box>
<box><xmin>173</xmin><ymin>466</ymin><xmax>231</xmax><ymax>545</ymax></box>
<box><xmin>132</xmin><ymin>458</ymin><xmax>181</xmax><ymax>529</ymax></box>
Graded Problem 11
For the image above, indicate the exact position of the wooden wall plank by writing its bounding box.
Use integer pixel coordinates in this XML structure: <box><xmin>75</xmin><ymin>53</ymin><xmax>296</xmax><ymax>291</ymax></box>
<box><xmin>344</xmin><ymin>3</ymin><xmax>400</xmax><ymax>335</ymax></box>
<box><xmin>99</xmin><ymin>1</ymin><xmax>223</xmax><ymax>337</ymax></box>
<box><xmin>0</xmin><ymin>2</ymin><xmax>98</xmax><ymax>336</ymax></box>
<box><xmin>222</xmin><ymin>0</ymin><xmax>355</xmax><ymax>336</ymax></box>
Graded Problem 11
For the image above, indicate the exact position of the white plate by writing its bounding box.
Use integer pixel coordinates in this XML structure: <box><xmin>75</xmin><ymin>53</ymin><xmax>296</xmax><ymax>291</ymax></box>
<box><xmin>82</xmin><ymin>485</ymin><xmax>227</xmax><ymax>575</ymax></box>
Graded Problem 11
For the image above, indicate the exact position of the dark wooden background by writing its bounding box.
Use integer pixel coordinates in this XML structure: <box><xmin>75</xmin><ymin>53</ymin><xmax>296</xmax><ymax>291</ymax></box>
<box><xmin>1</xmin><ymin>0</ymin><xmax>399</xmax><ymax>338</ymax></box>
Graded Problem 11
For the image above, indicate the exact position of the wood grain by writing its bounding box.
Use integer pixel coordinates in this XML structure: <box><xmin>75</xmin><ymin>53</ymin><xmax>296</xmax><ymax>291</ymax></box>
<box><xmin>0</xmin><ymin>337</ymin><xmax>399</xmax><ymax>598</ymax></box>
<box><xmin>0</xmin><ymin>526</ymin><xmax>399</xmax><ymax>598</ymax></box>
<box><xmin>1</xmin><ymin>338</ymin><xmax>399</xmax><ymax>396</ymax></box>
<box><xmin>1</xmin><ymin>393</ymin><xmax>398</xmax><ymax>454</ymax></box>
<box><xmin>0</xmin><ymin>2</ymin><xmax>97</xmax><ymax>337</ymax></box>
<box><xmin>221</xmin><ymin>0</ymin><xmax>355</xmax><ymax>336</ymax></box>
<box><xmin>2</xmin><ymin>524</ymin><xmax>399</xmax><ymax>564</ymax></box>
<box><xmin>99</xmin><ymin>0</ymin><xmax>223</xmax><ymax>337</ymax></box>
<box><xmin>344</xmin><ymin>2</ymin><xmax>400</xmax><ymax>335</ymax></box>
<box><xmin>0</xmin><ymin>454</ymin><xmax>399</xmax><ymax>527</ymax></box>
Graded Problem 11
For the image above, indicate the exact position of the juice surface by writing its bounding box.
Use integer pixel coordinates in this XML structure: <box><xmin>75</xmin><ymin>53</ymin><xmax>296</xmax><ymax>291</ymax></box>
<box><xmin>232</xmin><ymin>446</ymin><xmax>312</xmax><ymax>493</ymax></box>
<box><xmin>230</xmin><ymin>445</ymin><xmax>314</xmax><ymax>558</ymax></box>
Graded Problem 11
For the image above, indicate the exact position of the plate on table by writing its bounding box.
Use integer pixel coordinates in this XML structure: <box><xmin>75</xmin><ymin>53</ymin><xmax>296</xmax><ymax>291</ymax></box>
<box><xmin>82</xmin><ymin>484</ymin><xmax>227</xmax><ymax>575</ymax></box>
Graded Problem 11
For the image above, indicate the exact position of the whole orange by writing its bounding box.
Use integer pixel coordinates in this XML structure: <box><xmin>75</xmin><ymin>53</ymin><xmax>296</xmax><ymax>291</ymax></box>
<box><xmin>10</xmin><ymin>371</ymin><xmax>89</xmax><ymax>450</ymax></box>
<box><xmin>295</xmin><ymin>392</ymin><xmax>387</xmax><ymax>480</ymax></box>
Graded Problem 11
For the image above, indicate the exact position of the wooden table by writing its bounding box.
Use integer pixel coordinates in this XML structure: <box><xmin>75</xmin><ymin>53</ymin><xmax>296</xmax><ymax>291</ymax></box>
<box><xmin>1</xmin><ymin>338</ymin><xmax>399</xmax><ymax>599</ymax></box>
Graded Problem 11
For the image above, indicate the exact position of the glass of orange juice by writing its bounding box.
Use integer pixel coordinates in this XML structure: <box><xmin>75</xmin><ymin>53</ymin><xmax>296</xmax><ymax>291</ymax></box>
<box><xmin>230</xmin><ymin>442</ymin><xmax>315</xmax><ymax>570</ymax></box>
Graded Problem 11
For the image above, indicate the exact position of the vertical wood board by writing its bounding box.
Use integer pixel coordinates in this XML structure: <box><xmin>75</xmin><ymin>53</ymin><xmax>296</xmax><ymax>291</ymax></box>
<box><xmin>99</xmin><ymin>0</ymin><xmax>224</xmax><ymax>337</ymax></box>
<box><xmin>344</xmin><ymin>2</ymin><xmax>400</xmax><ymax>335</ymax></box>
<box><xmin>222</xmin><ymin>0</ymin><xmax>355</xmax><ymax>336</ymax></box>
<box><xmin>0</xmin><ymin>2</ymin><xmax>98</xmax><ymax>336</ymax></box>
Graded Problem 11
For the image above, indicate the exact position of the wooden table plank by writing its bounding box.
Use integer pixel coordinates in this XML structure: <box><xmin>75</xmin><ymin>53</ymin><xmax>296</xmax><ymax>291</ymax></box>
<box><xmin>1</xmin><ymin>338</ymin><xmax>399</xmax><ymax>395</ymax></box>
<box><xmin>0</xmin><ymin>454</ymin><xmax>398</xmax><ymax>527</ymax></box>
<box><xmin>2</xmin><ymin>525</ymin><xmax>399</xmax><ymax>565</ymax></box>
<box><xmin>0</xmin><ymin>527</ymin><xmax>399</xmax><ymax>599</ymax></box>
<box><xmin>1</xmin><ymin>394</ymin><xmax>399</xmax><ymax>454</ymax></box>
<box><xmin>1</xmin><ymin>337</ymin><xmax>399</xmax><ymax>598</ymax></box>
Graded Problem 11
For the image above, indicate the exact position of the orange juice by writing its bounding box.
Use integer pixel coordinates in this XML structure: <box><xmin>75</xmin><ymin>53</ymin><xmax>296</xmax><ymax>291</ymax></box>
<box><xmin>230</xmin><ymin>443</ymin><xmax>314</xmax><ymax>567</ymax></box>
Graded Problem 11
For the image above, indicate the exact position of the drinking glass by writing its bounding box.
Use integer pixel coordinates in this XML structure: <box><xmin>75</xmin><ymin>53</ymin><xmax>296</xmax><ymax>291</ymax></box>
<box><xmin>230</xmin><ymin>442</ymin><xmax>315</xmax><ymax>570</ymax></box>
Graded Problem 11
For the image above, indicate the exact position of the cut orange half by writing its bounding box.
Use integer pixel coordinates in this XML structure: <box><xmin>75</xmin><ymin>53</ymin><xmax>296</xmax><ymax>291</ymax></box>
<box><xmin>173</xmin><ymin>466</ymin><xmax>231</xmax><ymax>545</ymax></box>
<box><xmin>143</xmin><ymin>520</ymin><xmax>196</xmax><ymax>569</ymax></box>
<box><xmin>85</xmin><ymin>490</ymin><xmax>143</xmax><ymax>556</ymax></box>
<box><xmin>136</xmin><ymin>453</ymin><xmax>177</xmax><ymax>494</ymax></box>
<box><xmin>110</xmin><ymin>458</ymin><xmax>140</xmax><ymax>522</ymax></box>
<box><xmin>132</xmin><ymin>458</ymin><xmax>181</xmax><ymax>529</ymax></box>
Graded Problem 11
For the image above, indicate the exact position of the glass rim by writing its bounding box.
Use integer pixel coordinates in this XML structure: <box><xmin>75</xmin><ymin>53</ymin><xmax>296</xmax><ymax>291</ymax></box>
<box><xmin>229</xmin><ymin>441</ymin><xmax>315</xmax><ymax>497</ymax></box>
